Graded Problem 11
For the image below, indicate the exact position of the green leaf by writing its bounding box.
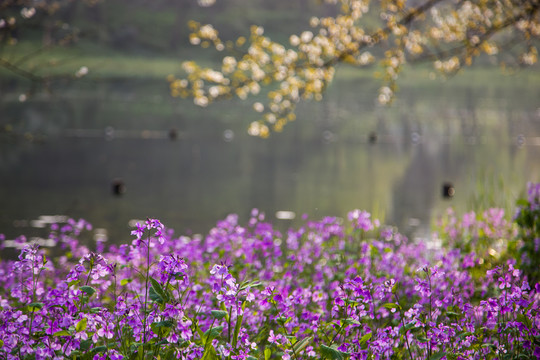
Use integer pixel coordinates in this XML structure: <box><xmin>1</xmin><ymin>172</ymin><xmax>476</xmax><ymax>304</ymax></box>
<box><xmin>92</xmin><ymin>345</ymin><xmax>107</xmax><ymax>354</ymax></box>
<box><xmin>153</xmin><ymin>340</ymin><xmax>169</xmax><ymax>347</ymax></box>
<box><xmin>75</xmin><ymin>317</ymin><xmax>87</xmax><ymax>332</ymax></box>
<box><xmin>203</xmin><ymin>326</ymin><xmax>224</xmax><ymax>343</ymax></box>
<box><xmin>27</xmin><ymin>302</ymin><xmax>44</xmax><ymax>312</ymax></box>
<box><xmin>427</xmin><ymin>351</ymin><xmax>447</xmax><ymax>360</ymax></box>
<box><xmin>415</xmin><ymin>335</ymin><xmax>429</xmax><ymax>343</ymax></box>
<box><xmin>80</xmin><ymin>286</ymin><xmax>96</xmax><ymax>296</ymax></box>
<box><xmin>150</xmin><ymin>277</ymin><xmax>168</xmax><ymax>302</ymax></box>
<box><xmin>232</xmin><ymin>314</ymin><xmax>243</xmax><ymax>348</ymax></box>
<box><xmin>149</xmin><ymin>286</ymin><xmax>164</xmax><ymax>303</ymax></box>
<box><xmin>210</xmin><ymin>310</ymin><xmax>228</xmax><ymax>320</ymax></box>
<box><xmin>193</xmin><ymin>319</ymin><xmax>204</xmax><ymax>339</ymax></box>
<box><xmin>369</xmin><ymin>244</ymin><xmax>380</xmax><ymax>257</ymax></box>
<box><xmin>80</xmin><ymin>339</ymin><xmax>92</xmax><ymax>351</ymax></box>
<box><xmin>150</xmin><ymin>320</ymin><xmax>174</xmax><ymax>333</ymax></box>
<box><xmin>344</xmin><ymin>318</ymin><xmax>361</xmax><ymax>326</ymax></box>
<box><xmin>382</xmin><ymin>302</ymin><xmax>401</xmax><ymax>310</ymax></box>
<box><xmin>53</xmin><ymin>330</ymin><xmax>71</xmax><ymax>337</ymax></box>
<box><xmin>68</xmin><ymin>279</ymin><xmax>80</xmax><ymax>287</ymax></box>
<box><xmin>162</xmin><ymin>349</ymin><xmax>177</xmax><ymax>360</ymax></box>
<box><xmin>264</xmin><ymin>348</ymin><xmax>271</xmax><ymax>360</ymax></box>
<box><xmin>400</xmin><ymin>321</ymin><xmax>417</xmax><ymax>333</ymax></box>
<box><xmin>201</xmin><ymin>345</ymin><xmax>219</xmax><ymax>360</ymax></box>
<box><xmin>516</xmin><ymin>199</ymin><xmax>529</xmax><ymax>207</ymax></box>
<box><xmin>239</xmin><ymin>280</ymin><xmax>262</xmax><ymax>291</ymax></box>
<box><xmin>292</xmin><ymin>336</ymin><xmax>312</xmax><ymax>353</ymax></box>
<box><xmin>359</xmin><ymin>332</ymin><xmax>372</xmax><ymax>347</ymax></box>
<box><xmin>320</xmin><ymin>344</ymin><xmax>348</xmax><ymax>360</ymax></box>
<box><xmin>171</xmin><ymin>272</ymin><xmax>185</xmax><ymax>281</ymax></box>
<box><xmin>151</xmin><ymin>321</ymin><xmax>172</xmax><ymax>337</ymax></box>
<box><xmin>232</xmin><ymin>301</ymin><xmax>246</xmax><ymax>348</ymax></box>
<box><xmin>254</xmin><ymin>323</ymin><xmax>270</xmax><ymax>344</ymax></box>
<box><xmin>286</xmin><ymin>335</ymin><xmax>297</xmax><ymax>344</ymax></box>
<box><xmin>120</xmin><ymin>278</ymin><xmax>131</xmax><ymax>286</ymax></box>
<box><xmin>156</xmin><ymin>320</ymin><xmax>174</xmax><ymax>328</ymax></box>
<box><xmin>516</xmin><ymin>313</ymin><xmax>531</xmax><ymax>329</ymax></box>
<box><xmin>249</xmin><ymin>280</ymin><xmax>262</xmax><ymax>288</ymax></box>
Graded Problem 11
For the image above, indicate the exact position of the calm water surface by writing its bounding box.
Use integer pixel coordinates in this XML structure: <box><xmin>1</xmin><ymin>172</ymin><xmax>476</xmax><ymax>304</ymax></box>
<box><xmin>1</xmin><ymin>72</ymin><xmax>539</xmax><ymax>249</ymax></box>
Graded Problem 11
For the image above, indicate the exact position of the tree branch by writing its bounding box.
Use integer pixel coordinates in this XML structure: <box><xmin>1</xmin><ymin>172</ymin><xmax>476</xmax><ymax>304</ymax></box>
<box><xmin>0</xmin><ymin>57</ymin><xmax>44</xmax><ymax>83</ymax></box>
<box><xmin>323</xmin><ymin>0</ymin><xmax>444</xmax><ymax>67</ymax></box>
<box><xmin>413</xmin><ymin>0</ymin><xmax>540</xmax><ymax>63</ymax></box>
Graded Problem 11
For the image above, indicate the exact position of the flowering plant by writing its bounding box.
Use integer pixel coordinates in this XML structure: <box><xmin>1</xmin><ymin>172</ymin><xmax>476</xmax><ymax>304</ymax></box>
<box><xmin>514</xmin><ymin>182</ymin><xmax>540</xmax><ymax>283</ymax></box>
<box><xmin>0</xmin><ymin>201</ymin><xmax>539</xmax><ymax>359</ymax></box>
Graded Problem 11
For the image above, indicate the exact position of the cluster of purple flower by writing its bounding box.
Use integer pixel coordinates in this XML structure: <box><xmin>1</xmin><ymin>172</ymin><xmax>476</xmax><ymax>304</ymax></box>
<box><xmin>0</xmin><ymin>204</ymin><xmax>539</xmax><ymax>360</ymax></box>
<box><xmin>514</xmin><ymin>182</ymin><xmax>540</xmax><ymax>284</ymax></box>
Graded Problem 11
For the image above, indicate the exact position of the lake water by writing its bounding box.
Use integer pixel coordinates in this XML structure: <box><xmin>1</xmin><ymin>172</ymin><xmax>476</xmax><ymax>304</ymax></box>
<box><xmin>1</xmin><ymin>69</ymin><xmax>539</xmax><ymax>249</ymax></box>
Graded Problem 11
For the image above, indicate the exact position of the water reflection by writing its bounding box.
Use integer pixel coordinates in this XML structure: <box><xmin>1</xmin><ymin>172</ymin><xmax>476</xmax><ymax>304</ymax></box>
<box><xmin>0</xmin><ymin>76</ymin><xmax>539</xmax><ymax>247</ymax></box>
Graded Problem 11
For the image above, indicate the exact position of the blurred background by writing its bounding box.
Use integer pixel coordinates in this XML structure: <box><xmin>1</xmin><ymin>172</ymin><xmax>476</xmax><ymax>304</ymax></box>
<box><xmin>1</xmin><ymin>0</ymin><xmax>539</xmax><ymax>247</ymax></box>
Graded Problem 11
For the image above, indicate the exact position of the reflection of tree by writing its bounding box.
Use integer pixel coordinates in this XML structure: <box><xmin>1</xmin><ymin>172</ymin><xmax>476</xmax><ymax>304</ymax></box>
<box><xmin>460</xmin><ymin>88</ymin><xmax>479</xmax><ymax>140</ymax></box>
<box><xmin>248</xmin><ymin>137</ymin><xmax>278</xmax><ymax>213</ymax></box>
<box><xmin>388</xmin><ymin>143</ymin><xmax>436</xmax><ymax>235</ymax></box>
<box><xmin>388</xmin><ymin>116</ymin><xmax>471</xmax><ymax>236</ymax></box>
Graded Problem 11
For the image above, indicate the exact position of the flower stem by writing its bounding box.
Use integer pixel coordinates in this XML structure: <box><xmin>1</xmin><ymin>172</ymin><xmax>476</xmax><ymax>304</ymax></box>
<box><xmin>142</xmin><ymin>236</ymin><xmax>151</xmax><ymax>359</ymax></box>
<box><xmin>394</xmin><ymin>293</ymin><xmax>414</xmax><ymax>360</ymax></box>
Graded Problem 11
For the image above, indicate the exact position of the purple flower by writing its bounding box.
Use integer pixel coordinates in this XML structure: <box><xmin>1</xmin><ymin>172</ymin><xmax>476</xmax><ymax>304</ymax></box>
<box><xmin>91</xmin><ymin>264</ymin><xmax>110</xmax><ymax>280</ymax></box>
<box><xmin>130</xmin><ymin>222</ymin><xmax>145</xmax><ymax>242</ymax></box>
<box><xmin>348</xmin><ymin>210</ymin><xmax>376</xmax><ymax>231</ymax></box>
<box><xmin>107</xmin><ymin>350</ymin><xmax>124</xmax><ymax>360</ymax></box>
<box><xmin>534</xmin><ymin>345</ymin><xmax>540</xmax><ymax>358</ymax></box>
<box><xmin>380</xmin><ymin>228</ymin><xmax>393</xmax><ymax>241</ymax></box>
<box><xmin>462</xmin><ymin>211</ymin><xmax>476</xmax><ymax>229</ymax></box>
<box><xmin>97</xmin><ymin>324</ymin><xmax>114</xmax><ymax>339</ymax></box>
<box><xmin>210</xmin><ymin>264</ymin><xmax>228</xmax><ymax>276</ymax></box>
<box><xmin>527</xmin><ymin>182</ymin><xmax>540</xmax><ymax>208</ymax></box>
<box><xmin>268</xmin><ymin>329</ymin><xmax>280</xmax><ymax>344</ymax></box>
